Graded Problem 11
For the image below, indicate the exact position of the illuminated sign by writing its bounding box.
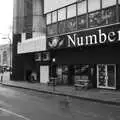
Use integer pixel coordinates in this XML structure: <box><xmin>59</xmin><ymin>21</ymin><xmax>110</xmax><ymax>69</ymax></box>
<box><xmin>47</xmin><ymin>23</ymin><xmax>120</xmax><ymax>49</ymax></box>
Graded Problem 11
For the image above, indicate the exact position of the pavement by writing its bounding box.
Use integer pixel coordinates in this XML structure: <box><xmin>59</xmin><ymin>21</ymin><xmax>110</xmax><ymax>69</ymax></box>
<box><xmin>1</xmin><ymin>78</ymin><xmax>120</xmax><ymax>106</ymax></box>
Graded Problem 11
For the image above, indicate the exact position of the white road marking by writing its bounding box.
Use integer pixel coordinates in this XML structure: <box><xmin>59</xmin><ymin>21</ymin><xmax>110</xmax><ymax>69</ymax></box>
<box><xmin>0</xmin><ymin>107</ymin><xmax>31</xmax><ymax>120</ymax></box>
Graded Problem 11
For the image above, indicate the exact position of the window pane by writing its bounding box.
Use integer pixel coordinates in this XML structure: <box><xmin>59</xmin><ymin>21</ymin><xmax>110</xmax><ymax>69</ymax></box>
<box><xmin>67</xmin><ymin>4</ymin><xmax>76</xmax><ymax>18</ymax></box>
<box><xmin>119</xmin><ymin>0</ymin><xmax>120</xmax><ymax>4</ymax></box>
<box><xmin>88</xmin><ymin>11</ymin><xmax>101</xmax><ymax>27</ymax></box>
<box><xmin>78</xmin><ymin>0</ymin><xmax>87</xmax><ymax>15</ymax></box>
<box><xmin>58</xmin><ymin>21</ymin><xmax>66</xmax><ymax>34</ymax></box>
<box><xmin>47</xmin><ymin>23</ymin><xmax>57</xmax><ymax>36</ymax></box>
<box><xmin>46</xmin><ymin>13</ymin><xmax>51</xmax><ymax>25</ymax></box>
<box><xmin>77</xmin><ymin>14</ymin><xmax>87</xmax><ymax>30</ymax></box>
<box><xmin>88</xmin><ymin>0</ymin><xmax>100</xmax><ymax>12</ymax></box>
<box><xmin>58</xmin><ymin>8</ymin><xmax>66</xmax><ymax>21</ymax></box>
<box><xmin>101</xmin><ymin>6</ymin><xmax>116</xmax><ymax>25</ymax></box>
<box><xmin>102</xmin><ymin>0</ymin><xmax>116</xmax><ymax>8</ymax></box>
<box><xmin>52</xmin><ymin>11</ymin><xmax>57</xmax><ymax>23</ymax></box>
<box><xmin>66</xmin><ymin>17</ymin><xmax>76</xmax><ymax>32</ymax></box>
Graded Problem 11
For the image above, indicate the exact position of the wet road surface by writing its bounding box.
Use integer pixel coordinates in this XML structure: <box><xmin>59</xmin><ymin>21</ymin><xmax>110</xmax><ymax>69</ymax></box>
<box><xmin>0</xmin><ymin>85</ymin><xmax>120</xmax><ymax>120</ymax></box>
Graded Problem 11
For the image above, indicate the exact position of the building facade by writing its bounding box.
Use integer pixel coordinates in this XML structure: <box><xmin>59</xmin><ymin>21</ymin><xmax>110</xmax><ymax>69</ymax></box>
<box><xmin>12</xmin><ymin>0</ymin><xmax>50</xmax><ymax>83</ymax></box>
<box><xmin>45</xmin><ymin>0</ymin><xmax>120</xmax><ymax>89</ymax></box>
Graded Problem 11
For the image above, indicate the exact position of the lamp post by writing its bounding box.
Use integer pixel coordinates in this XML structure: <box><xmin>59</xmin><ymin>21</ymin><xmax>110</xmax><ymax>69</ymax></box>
<box><xmin>52</xmin><ymin>58</ymin><xmax>56</xmax><ymax>91</ymax></box>
<box><xmin>2</xmin><ymin>36</ymin><xmax>12</xmax><ymax>80</ymax></box>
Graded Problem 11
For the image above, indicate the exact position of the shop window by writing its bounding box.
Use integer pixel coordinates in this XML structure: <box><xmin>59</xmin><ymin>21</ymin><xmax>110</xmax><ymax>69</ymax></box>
<box><xmin>88</xmin><ymin>11</ymin><xmax>101</xmax><ymax>27</ymax></box>
<box><xmin>47</xmin><ymin>23</ymin><xmax>57</xmax><ymax>36</ymax></box>
<box><xmin>52</xmin><ymin>11</ymin><xmax>57</xmax><ymax>23</ymax></box>
<box><xmin>88</xmin><ymin>0</ymin><xmax>100</xmax><ymax>12</ymax></box>
<box><xmin>58</xmin><ymin>20</ymin><xmax>66</xmax><ymax>34</ymax></box>
<box><xmin>42</xmin><ymin>52</ymin><xmax>50</xmax><ymax>61</ymax></box>
<box><xmin>101</xmin><ymin>6</ymin><xmax>116</xmax><ymax>25</ymax></box>
<box><xmin>58</xmin><ymin>8</ymin><xmax>66</xmax><ymax>21</ymax></box>
<box><xmin>102</xmin><ymin>0</ymin><xmax>116</xmax><ymax>8</ymax></box>
<box><xmin>77</xmin><ymin>0</ymin><xmax>87</xmax><ymax>15</ymax></box>
<box><xmin>46</xmin><ymin>13</ymin><xmax>51</xmax><ymax>25</ymax></box>
<box><xmin>77</xmin><ymin>14</ymin><xmax>87</xmax><ymax>30</ymax></box>
<box><xmin>62</xmin><ymin>65</ymin><xmax>68</xmax><ymax>84</ymax></box>
<box><xmin>66</xmin><ymin>17</ymin><xmax>76</xmax><ymax>32</ymax></box>
<box><xmin>67</xmin><ymin>4</ymin><xmax>76</xmax><ymax>19</ymax></box>
<box><xmin>74</xmin><ymin>65</ymin><xmax>89</xmax><ymax>82</ymax></box>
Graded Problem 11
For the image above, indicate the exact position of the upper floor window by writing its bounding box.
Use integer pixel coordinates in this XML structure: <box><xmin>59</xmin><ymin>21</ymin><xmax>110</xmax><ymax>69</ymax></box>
<box><xmin>58</xmin><ymin>8</ymin><xmax>66</xmax><ymax>21</ymax></box>
<box><xmin>67</xmin><ymin>4</ymin><xmax>76</xmax><ymax>19</ymax></box>
<box><xmin>88</xmin><ymin>0</ymin><xmax>100</xmax><ymax>12</ymax></box>
<box><xmin>52</xmin><ymin>11</ymin><xmax>57</xmax><ymax>23</ymax></box>
<box><xmin>77</xmin><ymin>0</ymin><xmax>87</xmax><ymax>15</ymax></box>
<box><xmin>26</xmin><ymin>32</ymin><xmax>32</xmax><ymax>39</ymax></box>
<box><xmin>46</xmin><ymin>13</ymin><xmax>51</xmax><ymax>25</ymax></box>
<box><xmin>102</xmin><ymin>0</ymin><xmax>116</xmax><ymax>8</ymax></box>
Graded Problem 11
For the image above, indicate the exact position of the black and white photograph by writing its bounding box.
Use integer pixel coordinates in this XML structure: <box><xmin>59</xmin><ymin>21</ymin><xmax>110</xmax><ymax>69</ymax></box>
<box><xmin>0</xmin><ymin>0</ymin><xmax>120</xmax><ymax>119</ymax></box>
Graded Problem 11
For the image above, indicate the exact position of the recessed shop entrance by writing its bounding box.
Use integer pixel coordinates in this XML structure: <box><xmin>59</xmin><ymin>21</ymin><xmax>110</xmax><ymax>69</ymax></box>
<box><xmin>97</xmin><ymin>64</ymin><xmax>116</xmax><ymax>89</ymax></box>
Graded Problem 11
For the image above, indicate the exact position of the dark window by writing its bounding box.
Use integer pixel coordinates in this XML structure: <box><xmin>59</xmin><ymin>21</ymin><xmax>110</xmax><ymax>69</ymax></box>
<box><xmin>26</xmin><ymin>32</ymin><xmax>32</xmax><ymax>39</ymax></box>
<box><xmin>101</xmin><ymin>6</ymin><xmax>116</xmax><ymax>25</ymax></box>
<box><xmin>3</xmin><ymin>51</ymin><xmax>7</xmax><ymax>65</ymax></box>
<box><xmin>77</xmin><ymin>14</ymin><xmax>87</xmax><ymax>30</ymax></box>
<box><xmin>66</xmin><ymin>17</ymin><xmax>76</xmax><ymax>32</ymax></box>
<box><xmin>24</xmin><ymin>16</ymin><xmax>32</xmax><ymax>32</ymax></box>
<box><xmin>58</xmin><ymin>20</ymin><xmax>66</xmax><ymax>34</ymax></box>
<box><xmin>119</xmin><ymin>5</ymin><xmax>120</xmax><ymax>22</ymax></box>
<box><xmin>88</xmin><ymin>10</ymin><xmax>101</xmax><ymax>28</ymax></box>
<box><xmin>42</xmin><ymin>52</ymin><xmax>50</xmax><ymax>61</ymax></box>
<box><xmin>35</xmin><ymin>53</ymin><xmax>41</xmax><ymax>61</ymax></box>
<box><xmin>47</xmin><ymin>23</ymin><xmax>57</xmax><ymax>36</ymax></box>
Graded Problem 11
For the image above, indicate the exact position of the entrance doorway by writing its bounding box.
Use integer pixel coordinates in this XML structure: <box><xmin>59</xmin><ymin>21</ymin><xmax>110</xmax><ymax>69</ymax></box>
<box><xmin>97</xmin><ymin>64</ymin><xmax>116</xmax><ymax>89</ymax></box>
<box><xmin>40</xmin><ymin>66</ymin><xmax>49</xmax><ymax>83</ymax></box>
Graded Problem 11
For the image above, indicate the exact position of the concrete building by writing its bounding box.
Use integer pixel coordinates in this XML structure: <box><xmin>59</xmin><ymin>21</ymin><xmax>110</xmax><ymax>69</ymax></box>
<box><xmin>45</xmin><ymin>0</ymin><xmax>120</xmax><ymax>89</ymax></box>
<box><xmin>12</xmin><ymin>0</ymin><xmax>49</xmax><ymax>83</ymax></box>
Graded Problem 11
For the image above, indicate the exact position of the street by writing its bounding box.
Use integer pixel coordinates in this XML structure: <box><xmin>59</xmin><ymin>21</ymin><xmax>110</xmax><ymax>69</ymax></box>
<box><xmin>0</xmin><ymin>85</ymin><xmax>120</xmax><ymax>120</ymax></box>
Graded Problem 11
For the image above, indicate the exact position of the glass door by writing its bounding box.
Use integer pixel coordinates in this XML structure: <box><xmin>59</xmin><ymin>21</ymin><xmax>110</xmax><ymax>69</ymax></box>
<box><xmin>107</xmin><ymin>64</ymin><xmax>116</xmax><ymax>89</ymax></box>
<box><xmin>97</xmin><ymin>64</ymin><xmax>116</xmax><ymax>89</ymax></box>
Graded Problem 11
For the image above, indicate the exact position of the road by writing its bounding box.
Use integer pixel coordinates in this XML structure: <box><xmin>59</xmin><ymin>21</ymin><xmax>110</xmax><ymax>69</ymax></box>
<box><xmin>0</xmin><ymin>85</ymin><xmax>120</xmax><ymax>120</ymax></box>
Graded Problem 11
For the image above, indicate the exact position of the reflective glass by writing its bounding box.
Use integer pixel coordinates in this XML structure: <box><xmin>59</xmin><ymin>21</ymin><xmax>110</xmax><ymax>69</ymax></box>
<box><xmin>52</xmin><ymin>11</ymin><xmax>57</xmax><ymax>23</ymax></box>
<box><xmin>101</xmin><ymin>6</ymin><xmax>116</xmax><ymax>25</ymax></box>
<box><xmin>102</xmin><ymin>0</ymin><xmax>116</xmax><ymax>8</ymax></box>
<box><xmin>78</xmin><ymin>0</ymin><xmax>87</xmax><ymax>15</ymax></box>
<box><xmin>88</xmin><ymin>0</ymin><xmax>100</xmax><ymax>12</ymax></box>
<box><xmin>77</xmin><ymin>14</ymin><xmax>87</xmax><ymax>30</ymax></box>
<box><xmin>58</xmin><ymin>8</ymin><xmax>66</xmax><ymax>21</ymax></box>
<box><xmin>47</xmin><ymin>24</ymin><xmax>57</xmax><ymax>36</ymax></box>
<box><xmin>46</xmin><ymin>13</ymin><xmax>51</xmax><ymax>25</ymax></box>
<box><xmin>88</xmin><ymin>11</ymin><xmax>101</xmax><ymax>27</ymax></box>
<box><xmin>66</xmin><ymin>17</ymin><xmax>76</xmax><ymax>32</ymax></box>
<box><xmin>67</xmin><ymin>4</ymin><xmax>76</xmax><ymax>18</ymax></box>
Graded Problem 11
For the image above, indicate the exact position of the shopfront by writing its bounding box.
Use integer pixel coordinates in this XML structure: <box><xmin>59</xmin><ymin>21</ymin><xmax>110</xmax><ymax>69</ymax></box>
<box><xmin>47</xmin><ymin>23</ymin><xmax>120</xmax><ymax>89</ymax></box>
<box><xmin>97</xmin><ymin>64</ymin><xmax>116</xmax><ymax>89</ymax></box>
